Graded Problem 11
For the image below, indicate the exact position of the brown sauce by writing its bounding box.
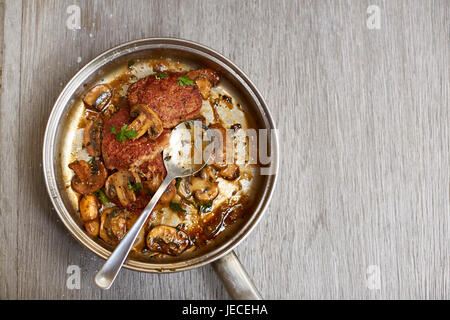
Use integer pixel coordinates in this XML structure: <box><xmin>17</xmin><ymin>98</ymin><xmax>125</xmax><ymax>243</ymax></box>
<box><xmin>66</xmin><ymin>59</ymin><xmax>258</xmax><ymax>258</ymax></box>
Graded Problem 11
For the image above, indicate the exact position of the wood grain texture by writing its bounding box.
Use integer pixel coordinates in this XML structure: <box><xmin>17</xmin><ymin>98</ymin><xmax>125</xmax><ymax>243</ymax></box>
<box><xmin>0</xmin><ymin>0</ymin><xmax>21</xmax><ymax>299</ymax></box>
<box><xmin>0</xmin><ymin>0</ymin><xmax>448</xmax><ymax>299</ymax></box>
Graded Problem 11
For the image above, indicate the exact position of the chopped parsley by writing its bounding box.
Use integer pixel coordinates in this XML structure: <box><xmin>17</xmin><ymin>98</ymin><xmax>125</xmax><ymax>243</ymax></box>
<box><xmin>127</xmin><ymin>181</ymin><xmax>142</xmax><ymax>192</ymax></box>
<box><xmin>175</xmin><ymin>177</ymin><xmax>182</xmax><ymax>191</ymax></box>
<box><xmin>95</xmin><ymin>188</ymin><xmax>110</xmax><ymax>205</ymax></box>
<box><xmin>110</xmin><ymin>125</ymin><xmax>139</xmax><ymax>142</ymax></box>
<box><xmin>154</xmin><ymin>72</ymin><xmax>167</xmax><ymax>79</ymax></box>
<box><xmin>184</xmin><ymin>199</ymin><xmax>196</xmax><ymax>206</ymax></box>
<box><xmin>198</xmin><ymin>200</ymin><xmax>213</xmax><ymax>214</ymax></box>
<box><xmin>177</xmin><ymin>76</ymin><xmax>195</xmax><ymax>86</ymax></box>
<box><xmin>127</xmin><ymin>60</ymin><xmax>135</xmax><ymax>69</ymax></box>
<box><xmin>169</xmin><ymin>201</ymin><xmax>186</xmax><ymax>213</ymax></box>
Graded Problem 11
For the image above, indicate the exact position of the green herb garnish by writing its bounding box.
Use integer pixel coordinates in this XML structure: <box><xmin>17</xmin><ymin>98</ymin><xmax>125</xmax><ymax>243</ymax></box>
<box><xmin>110</xmin><ymin>125</ymin><xmax>139</xmax><ymax>142</ymax></box>
<box><xmin>175</xmin><ymin>177</ymin><xmax>182</xmax><ymax>191</ymax></box>
<box><xmin>177</xmin><ymin>76</ymin><xmax>195</xmax><ymax>86</ymax></box>
<box><xmin>154</xmin><ymin>72</ymin><xmax>167</xmax><ymax>79</ymax></box>
<box><xmin>127</xmin><ymin>181</ymin><xmax>142</xmax><ymax>192</ymax></box>
<box><xmin>95</xmin><ymin>188</ymin><xmax>110</xmax><ymax>205</ymax></box>
<box><xmin>127</xmin><ymin>60</ymin><xmax>135</xmax><ymax>69</ymax></box>
<box><xmin>170</xmin><ymin>201</ymin><xmax>186</xmax><ymax>213</ymax></box>
<box><xmin>198</xmin><ymin>200</ymin><xmax>213</xmax><ymax>214</ymax></box>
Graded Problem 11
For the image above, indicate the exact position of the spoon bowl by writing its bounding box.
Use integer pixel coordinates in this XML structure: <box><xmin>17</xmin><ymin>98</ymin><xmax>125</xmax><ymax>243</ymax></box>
<box><xmin>163</xmin><ymin>120</ymin><xmax>212</xmax><ymax>177</ymax></box>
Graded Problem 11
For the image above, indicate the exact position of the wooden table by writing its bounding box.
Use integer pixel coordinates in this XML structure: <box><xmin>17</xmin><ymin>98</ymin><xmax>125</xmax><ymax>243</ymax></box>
<box><xmin>0</xmin><ymin>0</ymin><xmax>448</xmax><ymax>299</ymax></box>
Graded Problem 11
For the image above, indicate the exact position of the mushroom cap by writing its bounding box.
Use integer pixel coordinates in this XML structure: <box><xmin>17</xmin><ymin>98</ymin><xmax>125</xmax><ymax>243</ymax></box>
<box><xmin>129</xmin><ymin>103</ymin><xmax>163</xmax><ymax>140</ymax></box>
<box><xmin>83</xmin><ymin>84</ymin><xmax>112</xmax><ymax>111</ymax></box>
<box><xmin>69</xmin><ymin>160</ymin><xmax>107</xmax><ymax>195</ymax></box>
<box><xmin>186</xmin><ymin>68</ymin><xmax>220</xmax><ymax>86</ymax></box>
<box><xmin>99</xmin><ymin>207</ymin><xmax>128</xmax><ymax>245</ymax></box>
<box><xmin>146</xmin><ymin>225</ymin><xmax>191</xmax><ymax>255</ymax></box>
<box><xmin>104</xmin><ymin>169</ymin><xmax>141</xmax><ymax>207</ymax></box>
<box><xmin>83</xmin><ymin>117</ymin><xmax>103</xmax><ymax>157</ymax></box>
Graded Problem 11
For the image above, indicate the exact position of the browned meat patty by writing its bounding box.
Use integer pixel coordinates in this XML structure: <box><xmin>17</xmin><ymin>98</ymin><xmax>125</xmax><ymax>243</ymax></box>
<box><xmin>102</xmin><ymin>106</ymin><xmax>170</xmax><ymax>170</ymax></box>
<box><xmin>127</xmin><ymin>72</ymin><xmax>203</xmax><ymax>128</ymax></box>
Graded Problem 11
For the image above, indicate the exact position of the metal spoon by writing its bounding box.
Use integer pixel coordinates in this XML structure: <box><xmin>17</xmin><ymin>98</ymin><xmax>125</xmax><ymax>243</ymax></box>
<box><xmin>94</xmin><ymin>120</ymin><xmax>211</xmax><ymax>289</ymax></box>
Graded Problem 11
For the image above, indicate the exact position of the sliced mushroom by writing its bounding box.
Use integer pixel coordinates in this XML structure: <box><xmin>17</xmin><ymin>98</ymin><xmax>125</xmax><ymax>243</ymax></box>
<box><xmin>127</xmin><ymin>213</ymin><xmax>146</xmax><ymax>252</ymax></box>
<box><xmin>190</xmin><ymin>176</ymin><xmax>219</xmax><ymax>202</ymax></box>
<box><xmin>142</xmin><ymin>171</ymin><xmax>166</xmax><ymax>194</ymax></box>
<box><xmin>84</xmin><ymin>219</ymin><xmax>100</xmax><ymax>237</ymax></box>
<box><xmin>159</xmin><ymin>180</ymin><xmax>176</xmax><ymax>204</ymax></box>
<box><xmin>83</xmin><ymin>117</ymin><xmax>103</xmax><ymax>157</ymax></box>
<box><xmin>186</xmin><ymin>68</ymin><xmax>219</xmax><ymax>85</ymax></box>
<box><xmin>99</xmin><ymin>207</ymin><xmax>128</xmax><ymax>246</ymax></box>
<box><xmin>79</xmin><ymin>194</ymin><xmax>99</xmax><ymax>222</ymax></box>
<box><xmin>83</xmin><ymin>84</ymin><xmax>112</xmax><ymax>111</ymax></box>
<box><xmin>105</xmin><ymin>169</ymin><xmax>141</xmax><ymax>207</ymax></box>
<box><xmin>128</xmin><ymin>104</ymin><xmax>163</xmax><ymax>140</ymax></box>
<box><xmin>199</xmin><ymin>166</ymin><xmax>217</xmax><ymax>182</ymax></box>
<box><xmin>69</xmin><ymin>160</ymin><xmax>108</xmax><ymax>194</ymax></box>
<box><xmin>186</xmin><ymin>69</ymin><xmax>220</xmax><ymax>99</ymax></box>
<box><xmin>146</xmin><ymin>225</ymin><xmax>191</xmax><ymax>255</ymax></box>
<box><xmin>176</xmin><ymin>177</ymin><xmax>193</xmax><ymax>200</ymax></box>
<box><xmin>195</xmin><ymin>78</ymin><xmax>213</xmax><ymax>100</ymax></box>
<box><xmin>177</xmin><ymin>167</ymin><xmax>219</xmax><ymax>202</ymax></box>
<box><xmin>218</xmin><ymin>164</ymin><xmax>240</xmax><ymax>180</ymax></box>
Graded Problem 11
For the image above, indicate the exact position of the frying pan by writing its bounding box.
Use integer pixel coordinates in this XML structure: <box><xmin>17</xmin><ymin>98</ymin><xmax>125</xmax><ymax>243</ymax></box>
<box><xmin>43</xmin><ymin>38</ymin><xmax>278</xmax><ymax>299</ymax></box>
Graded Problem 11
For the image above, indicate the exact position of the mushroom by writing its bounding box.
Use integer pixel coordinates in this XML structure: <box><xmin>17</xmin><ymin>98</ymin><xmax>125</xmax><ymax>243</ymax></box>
<box><xmin>105</xmin><ymin>169</ymin><xmax>141</xmax><ymax>207</ymax></box>
<box><xmin>176</xmin><ymin>177</ymin><xmax>193</xmax><ymax>200</ymax></box>
<box><xmin>83</xmin><ymin>84</ymin><xmax>112</xmax><ymax>111</ymax></box>
<box><xmin>69</xmin><ymin>159</ymin><xmax>108</xmax><ymax>195</ymax></box>
<box><xmin>128</xmin><ymin>104</ymin><xmax>163</xmax><ymax>140</ymax></box>
<box><xmin>142</xmin><ymin>170</ymin><xmax>166</xmax><ymax>194</ymax></box>
<box><xmin>146</xmin><ymin>225</ymin><xmax>191</xmax><ymax>255</ymax></box>
<box><xmin>79</xmin><ymin>194</ymin><xmax>99</xmax><ymax>222</ymax></box>
<box><xmin>99</xmin><ymin>207</ymin><xmax>128</xmax><ymax>246</ymax></box>
<box><xmin>159</xmin><ymin>180</ymin><xmax>176</xmax><ymax>204</ymax></box>
<box><xmin>199</xmin><ymin>165</ymin><xmax>217</xmax><ymax>182</ymax></box>
<box><xmin>190</xmin><ymin>176</ymin><xmax>219</xmax><ymax>202</ymax></box>
<box><xmin>195</xmin><ymin>78</ymin><xmax>213</xmax><ymax>100</ymax></box>
<box><xmin>100</xmin><ymin>103</ymin><xmax>118</xmax><ymax>122</ymax></box>
<box><xmin>83</xmin><ymin>117</ymin><xmax>103</xmax><ymax>157</ymax></box>
<box><xmin>218</xmin><ymin>164</ymin><xmax>240</xmax><ymax>181</ymax></box>
<box><xmin>127</xmin><ymin>213</ymin><xmax>146</xmax><ymax>252</ymax></box>
<box><xmin>84</xmin><ymin>219</ymin><xmax>100</xmax><ymax>237</ymax></box>
<box><xmin>186</xmin><ymin>68</ymin><xmax>220</xmax><ymax>99</ymax></box>
<box><xmin>177</xmin><ymin>167</ymin><xmax>219</xmax><ymax>203</ymax></box>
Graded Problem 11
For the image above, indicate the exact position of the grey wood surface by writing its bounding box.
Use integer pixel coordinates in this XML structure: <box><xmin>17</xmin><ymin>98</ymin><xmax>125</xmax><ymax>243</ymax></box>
<box><xmin>0</xmin><ymin>0</ymin><xmax>449</xmax><ymax>299</ymax></box>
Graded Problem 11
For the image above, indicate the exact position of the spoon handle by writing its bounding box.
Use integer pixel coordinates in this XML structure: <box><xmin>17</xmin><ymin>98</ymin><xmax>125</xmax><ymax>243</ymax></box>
<box><xmin>94</xmin><ymin>175</ymin><xmax>175</xmax><ymax>289</ymax></box>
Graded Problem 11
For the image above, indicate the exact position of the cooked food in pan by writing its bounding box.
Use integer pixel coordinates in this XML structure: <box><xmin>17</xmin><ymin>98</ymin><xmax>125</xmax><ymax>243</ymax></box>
<box><xmin>63</xmin><ymin>58</ymin><xmax>259</xmax><ymax>257</ymax></box>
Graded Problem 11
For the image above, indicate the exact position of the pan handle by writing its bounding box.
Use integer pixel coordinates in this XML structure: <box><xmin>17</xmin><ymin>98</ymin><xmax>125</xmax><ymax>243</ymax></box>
<box><xmin>211</xmin><ymin>251</ymin><xmax>262</xmax><ymax>300</ymax></box>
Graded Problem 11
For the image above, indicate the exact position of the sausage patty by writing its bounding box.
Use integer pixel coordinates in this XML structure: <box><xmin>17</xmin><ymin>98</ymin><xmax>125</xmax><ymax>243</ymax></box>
<box><xmin>102</xmin><ymin>106</ymin><xmax>170</xmax><ymax>170</ymax></box>
<box><xmin>127</xmin><ymin>72</ymin><xmax>203</xmax><ymax>128</ymax></box>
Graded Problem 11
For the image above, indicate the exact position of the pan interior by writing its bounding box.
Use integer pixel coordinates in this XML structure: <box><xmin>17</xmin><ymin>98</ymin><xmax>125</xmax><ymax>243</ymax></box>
<box><xmin>47</xmin><ymin>39</ymin><xmax>277</xmax><ymax>272</ymax></box>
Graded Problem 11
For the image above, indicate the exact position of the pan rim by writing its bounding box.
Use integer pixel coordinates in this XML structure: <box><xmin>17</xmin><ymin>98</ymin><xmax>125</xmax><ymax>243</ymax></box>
<box><xmin>43</xmin><ymin>37</ymin><xmax>279</xmax><ymax>273</ymax></box>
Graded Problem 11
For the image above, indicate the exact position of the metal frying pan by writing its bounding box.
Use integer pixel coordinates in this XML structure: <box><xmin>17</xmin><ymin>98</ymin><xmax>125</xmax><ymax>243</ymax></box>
<box><xmin>43</xmin><ymin>38</ymin><xmax>278</xmax><ymax>299</ymax></box>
